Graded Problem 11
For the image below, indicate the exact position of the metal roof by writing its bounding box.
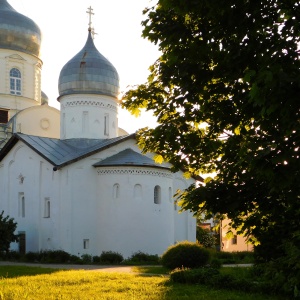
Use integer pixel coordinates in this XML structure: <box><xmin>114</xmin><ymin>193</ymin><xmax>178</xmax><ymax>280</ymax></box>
<box><xmin>93</xmin><ymin>148</ymin><xmax>169</xmax><ymax>170</ymax></box>
<box><xmin>58</xmin><ymin>30</ymin><xmax>119</xmax><ymax>99</ymax></box>
<box><xmin>0</xmin><ymin>133</ymin><xmax>135</xmax><ymax>169</ymax></box>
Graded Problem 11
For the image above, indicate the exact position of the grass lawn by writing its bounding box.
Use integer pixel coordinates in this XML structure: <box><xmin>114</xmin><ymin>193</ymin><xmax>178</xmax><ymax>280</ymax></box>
<box><xmin>0</xmin><ymin>266</ymin><xmax>285</xmax><ymax>300</ymax></box>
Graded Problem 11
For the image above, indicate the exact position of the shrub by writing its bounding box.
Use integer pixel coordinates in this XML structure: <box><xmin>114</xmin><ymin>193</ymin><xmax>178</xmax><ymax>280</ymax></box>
<box><xmin>92</xmin><ymin>255</ymin><xmax>101</xmax><ymax>264</ymax></box>
<box><xmin>39</xmin><ymin>250</ymin><xmax>72</xmax><ymax>263</ymax></box>
<box><xmin>99</xmin><ymin>251</ymin><xmax>123</xmax><ymax>264</ymax></box>
<box><xmin>81</xmin><ymin>254</ymin><xmax>93</xmax><ymax>264</ymax></box>
<box><xmin>210</xmin><ymin>258</ymin><xmax>222</xmax><ymax>269</ymax></box>
<box><xmin>161</xmin><ymin>241</ymin><xmax>210</xmax><ymax>270</ymax></box>
<box><xmin>211</xmin><ymin>251</ymin><xmax>254</xmax><ymax>264</ymax></box>
<box><xmin>170</xmin><ymin>267</ymin><xmax>275</xmax><ymax>295</ymax></box>
<box><xmin>196</xmin><ymin>227</ymin><xmax>216</xmax><ymax>248</ymax></box>
<box><xmin>127</xmin><ymin>251</ymin><xmax>160</xmax><ymax>265</ymax></box>
<box><xmin>24</xmin><ymin>251</ymin><xmax>40</xmax><ymax>262</ymax></box>
<box><xmin>0</xmin><ymin>250</ymin><xmax>22</xmax><ymax>261</ymax></box>
<box><xmin>170</xmin><ymin>267</ymin><xmax>219</xmax><ymax>284</ymax></box>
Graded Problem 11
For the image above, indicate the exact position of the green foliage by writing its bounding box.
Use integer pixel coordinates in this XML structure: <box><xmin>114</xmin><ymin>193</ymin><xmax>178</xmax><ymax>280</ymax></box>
<box><xmin>0</xmin><ymin>211</ymin><xmax>18</xmax><ymax>253</ymax></box>
<box><xmin>24</xmin><ymin>251</ymin><xmax>40</xmax><ymax>262</ymax></box>
<box><xmin>170</xmin><ymin>267</ymin><xmax>288</xmax><ymax>297</ymax></box>
<box><xmin>161</xmin><ymin>241</ymin><xmax>210</xmax><ymax>269</ymax></box>
<box><xmin>97</xmin><ymin>251</ymin><xmax>123</xmax><ymax>264</ymax></box>
<box><xmin>39</xmin><ymin>250</ymin><xmax>73</xmax><ymax>263</ymax></box>
<box><xmin>196</xmin><ymin>227</ymin><xmax>216</xmax><ymax>248</ymax></box>
<box><xmin>122</xmin><ymin>0</ymin><xmax>300</xmax><ymax>293</ymax></box>
<box><xmin>0</xmin><ymin>250</ymin><xmax>21</xmax><ymax>261</ymax></box>
<box><xmin>209</xmin><ymin>258</ymin><xmax>222</xmax><ymax>269</ymax></box>
<box><xmin>170</xmin><ymin>267</ymin><xmax>219</xmax><ymax>284</ymax></box>
<box><xmin>211</xmin><ymin>251</ymin><xmax>254</xmax><ymax>264</ymax></box>
<box><xmin>81</xmin><ymin>254</ymin><xmax>92</xmax><ymax>264</ymax></box>
<box><xmin>125</xmin><ymin>251</ymin><xmax>160</xmax><ymax>265</ymax></box>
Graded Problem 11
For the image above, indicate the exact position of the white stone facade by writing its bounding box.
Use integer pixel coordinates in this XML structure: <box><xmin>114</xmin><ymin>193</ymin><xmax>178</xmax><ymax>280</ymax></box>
<box><xmin>0</xmin><ymin>140</ymin><xmax>196</xmax><ymax>258</ymax></box>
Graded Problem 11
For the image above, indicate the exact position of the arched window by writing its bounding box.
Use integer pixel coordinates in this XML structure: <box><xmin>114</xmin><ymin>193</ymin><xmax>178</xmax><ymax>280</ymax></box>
<box><xmin>134</xmin><ymin>184</ymin><xmax>142</xmax><ymax>200</ymax></box>
<box><xmin>113</xmin><ymin>183</ymin><xmax>120</xmax><ymax>199</ymax></box>
<box><xmin>154</xmin><ymin>185</ymin><xmax>161</xmax><ymax>204</ymax></box>
<box><xmin>10</xmin><ymin>68</ymin><xmax>22</xmax><ymax>95</ymax></box>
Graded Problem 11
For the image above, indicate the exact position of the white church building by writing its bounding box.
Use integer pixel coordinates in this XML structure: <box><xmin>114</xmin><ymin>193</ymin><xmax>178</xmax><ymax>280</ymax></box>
<box><xmin>0</xmin><ymin>0</ymin><xmax>196</xmax><ymax>258</ymax></box>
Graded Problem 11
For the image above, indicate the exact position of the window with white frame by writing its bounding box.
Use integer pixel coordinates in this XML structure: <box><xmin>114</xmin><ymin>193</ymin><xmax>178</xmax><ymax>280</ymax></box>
<box><xmin>154</xmin><ymin>185</ymin><xmax>161</xmax><ymax>204</ymax></box>
<box><xmin>10</xmin><ymin>68</ymin><xmax>22</xmax><ymax>95</ymax></box>
<box><xmin>44</xmin><ymin>198</ymin><xmax>50</xmax><ymax>218</ymax></box>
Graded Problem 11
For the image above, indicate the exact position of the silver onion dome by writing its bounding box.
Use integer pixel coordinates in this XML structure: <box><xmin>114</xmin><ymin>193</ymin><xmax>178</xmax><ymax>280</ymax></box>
<box><xmin>58</xmin><ymin>30</ymin><xmax>120</xmax><ymax>99</ymax></box>
<box><xmin>0</xmin><ymin>0</ymin><xmax>42</xmax><ymax>58</ymax></box>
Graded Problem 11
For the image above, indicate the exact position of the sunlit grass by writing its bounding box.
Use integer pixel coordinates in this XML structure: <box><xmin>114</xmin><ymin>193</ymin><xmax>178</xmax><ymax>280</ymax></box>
<box><xmin>0</xmin><ymin>266</ymin><xmax>285</xmax><ymax>300</ymax></box>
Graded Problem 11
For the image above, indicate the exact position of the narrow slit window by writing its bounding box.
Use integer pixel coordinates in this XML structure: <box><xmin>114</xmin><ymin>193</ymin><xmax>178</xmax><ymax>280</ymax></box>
<box><xmin>44</xmin><ymin>198</ymin><xmax>50</xmax><ymax>218</ymax></box>
<box><xmin>82</xmin><ymin>111</ymin><xmax>88</xmax><ymax>133</ymax></box>
<box><xmin>19</xmin><ymin>192</ymin><xmax>25</xmax><ymax>217</ymax></box>
<box><xmin>83</xmin><ymin>239</ymin><xmax>89</xmax><ymax>249</ymax></box>
<box><xmin>104</xmin><ymin>114</ymin><xmax>109</xmax><ymax>136</ymax></box>
<box><xmin>168</xmin><ymin>187</ymin><xmax>172</xmax><ymax>203</ymax></box>
<box><xmin>113</xmin><ymin>184</ymin><xmax>120</xmax><ymax>199</ymax></box>
<box><xmin>154</xmin><ymin>185</ymin><xmax>161</xmax><ymax>204</ymax></box>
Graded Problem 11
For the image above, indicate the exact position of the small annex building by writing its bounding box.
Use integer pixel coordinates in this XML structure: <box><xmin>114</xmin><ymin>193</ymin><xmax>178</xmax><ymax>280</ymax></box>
<box><xmin>0</xmin><ymin>0</ymin><xmax>196</xmax><ymax>258</ymax></box>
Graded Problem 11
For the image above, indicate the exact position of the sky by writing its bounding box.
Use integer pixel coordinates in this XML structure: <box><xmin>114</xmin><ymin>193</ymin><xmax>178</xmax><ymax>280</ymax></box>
<box><xmin>9</xmin><ymin>0</ymin><xmax>159</xmax><ymax>133</ymax></box>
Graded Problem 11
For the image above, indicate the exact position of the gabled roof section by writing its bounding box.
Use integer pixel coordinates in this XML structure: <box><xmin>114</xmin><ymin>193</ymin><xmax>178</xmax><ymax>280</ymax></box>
<box><xmin>0</xmin><ymin>133</ymin><xmax>135</xmax><ymax>169</ymax></box>
<box><xmin>93</xmin><ymin>148</ymin><xmax>170</xmax><ymax>170</ymax></box>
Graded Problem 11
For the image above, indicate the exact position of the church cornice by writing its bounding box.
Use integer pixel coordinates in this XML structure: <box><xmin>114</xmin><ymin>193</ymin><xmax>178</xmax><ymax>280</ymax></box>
<box><xmin>64</xmin><ymin>100</ymin><xmax>117</xmax><ymax>111</ymax></box>
<box><xmin>96</xmin><ymin>167</ymin><xmax>173</xmax><ymax>179</ymax></box>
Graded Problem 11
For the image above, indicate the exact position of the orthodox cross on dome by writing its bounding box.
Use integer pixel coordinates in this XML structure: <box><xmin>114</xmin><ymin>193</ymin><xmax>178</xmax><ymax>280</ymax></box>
<box><xmin>86</xmin><ymin>6</ymin><xmax>94</xmax><ymax>31</ymax></box>
<box><xmin>86</xmin><ymin>6</ymin><xmax>98</xmax><ymax>39</ymax></box>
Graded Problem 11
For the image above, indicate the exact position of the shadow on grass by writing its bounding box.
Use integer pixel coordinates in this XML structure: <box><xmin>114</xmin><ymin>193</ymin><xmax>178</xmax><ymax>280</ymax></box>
<box><xmin>0</xmin><ymin>266</ymin><xmax>63</xmax><ymax>278</ymax></box>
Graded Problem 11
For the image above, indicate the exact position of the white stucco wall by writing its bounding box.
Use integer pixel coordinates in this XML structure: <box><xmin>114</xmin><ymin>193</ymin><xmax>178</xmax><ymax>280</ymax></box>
<box><xmin>59</xmin><ymin>94</ymin><xmax>118</xmax><ymax>140</ymax></box>
<box><xmin>0</xmin><ymin>139</ymin><xmax>196</xmax><ymax>258</ymax></box>
<box><xmin>0</xmin><ymin>142</ymin><xmax>58</xmax><ymax>253</ymax></box>
<box><xmin>173</xmin><ymin>175</ymin><xmax>196</xmax><ymax>243</ymax></box>
<box><xmin>9</xmin><ymin>105</ymin><xmax>60</xmax><ymax>138</ymax></box>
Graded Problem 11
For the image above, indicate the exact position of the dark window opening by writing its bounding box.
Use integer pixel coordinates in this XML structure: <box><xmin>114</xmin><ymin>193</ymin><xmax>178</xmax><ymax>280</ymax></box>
<box><xmin>0</xmin><ymin>110</ymin><xmax>8</xmax><ymax>123</ymax></box>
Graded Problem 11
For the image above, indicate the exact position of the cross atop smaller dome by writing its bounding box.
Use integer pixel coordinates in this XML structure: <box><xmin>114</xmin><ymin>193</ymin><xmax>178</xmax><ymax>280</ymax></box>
<box><xmin>58</xmin><ymin>7</ymin><xmax>120</xmax><ymax>100</ymax></box>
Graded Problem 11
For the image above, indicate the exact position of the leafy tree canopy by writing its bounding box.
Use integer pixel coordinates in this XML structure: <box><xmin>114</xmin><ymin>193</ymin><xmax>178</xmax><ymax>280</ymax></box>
<box><xmin>122</xmin><ymin>0</ymin><xmax>300</xmax><ymax>293</ymax></box>
<box><xmin>0</xmin><ymin>211</ymin><xmax>18</xmax><ymax>253</ymax></box>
